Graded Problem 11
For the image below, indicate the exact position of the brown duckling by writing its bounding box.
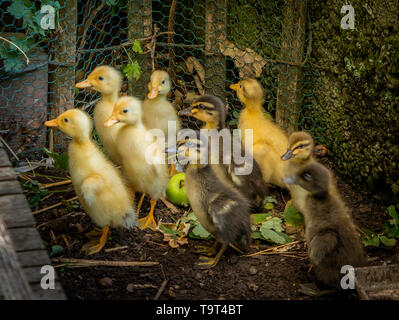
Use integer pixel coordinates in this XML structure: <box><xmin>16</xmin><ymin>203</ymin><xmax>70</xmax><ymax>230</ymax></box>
<box><xmin>179</xmin><ymin>94</ymin><xmax>268</xmax><ymax>208</ymax></box>
<box><xmin>284</xmin><ymin>162</ymin><xmax>366</xmax><ymax>288</ymax></box>
<box><xmin>166</xmin><ymin>131</ymin><xmax>251</xmax><ymax>268</ymax></box>
<box><xmin>281</xmin><ymin>131</ymin><xmax>316</xmax><ymax>212</ymax></box>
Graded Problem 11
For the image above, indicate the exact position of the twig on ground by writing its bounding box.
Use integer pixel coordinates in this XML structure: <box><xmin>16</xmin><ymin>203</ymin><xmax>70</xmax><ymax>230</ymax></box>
<box><xmin>104</xmin><ymin>246</ymin><xmax>128</xmax><ymax>253</ymax></box>
<box><xmin>154</xmin><ymin>279</ymin><xmax>168</xmax><ymax>300</ymax></box>
<box><xmin>160</xmin><ymin>197</ymin><xmax>180</xmax><ymax>214</ymax></box>
<box><xmin>32</xmin><ymin>196</ymin><xmax>79</xmax><ymax>215</ymax></box>
<box><xmin>244</xmin><ymin>240</ymin><xmax>302</xmax><ymax>257</ymax></box>
<box><xmin>0</xmin><ymin>135</ymin><xmax>19</xmax><ymax>161</ymax></box>
<box><xmin>39</xmin><ymin>179</ymin><xmax>72</xmax><ymax>189</ymax></box>
<box><xmin>52</xmin><ymin>258</ymin><xmax>159</xmax><ymax>267</ymax></box>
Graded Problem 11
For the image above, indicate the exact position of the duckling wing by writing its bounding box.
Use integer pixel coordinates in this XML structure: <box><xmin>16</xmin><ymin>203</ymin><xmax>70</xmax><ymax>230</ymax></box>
<box><xmin>208</xmin><ymin>195</ymin><xmax>251</xmax><ymax>251</ymax></box>
<box><xmin>308</xmin><ymin>229</ymin><xmax>339</xmax><ymax>266</ymax></box>
<box><xmin>80</xmin><ymin>174</ymin><xmax>105</xmax><ymax>207</ymax></box>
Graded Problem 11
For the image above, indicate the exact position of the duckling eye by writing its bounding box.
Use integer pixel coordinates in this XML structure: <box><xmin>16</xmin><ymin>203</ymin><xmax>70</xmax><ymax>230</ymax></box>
<box><xmin>123</xmin><ymin>109</ymin><xmax>128</xmax><ymax>113</ymax></box>
<box><xmin>98</xmin><ymin>76</ymin><xmax>104</xmax><ymax>80</ymax></box>
<box><xmin>64</xmin><ymin>118</ymin><xmax>69</xmax><ymax>123</ymax></box>
<box><xmin>161</xmin><ymin>79</ymin><xmax>165</xmax><ymax>84</ymax></box>
<box><xmin>298</xmin><ymin>144</ymin><xmax>305</xmax><ymax>148</ymax></box>
<box><xmin>302</xmin><ymin>172</ymin><xmax>312</xmax><ymax>181</ymax></box>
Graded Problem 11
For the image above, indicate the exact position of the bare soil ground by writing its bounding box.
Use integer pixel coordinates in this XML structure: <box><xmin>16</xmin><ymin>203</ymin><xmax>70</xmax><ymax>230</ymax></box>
<box><xmin>22</xmin><ymin>158</ymin><xmax>398</xmax><ymax>300</ymax></box>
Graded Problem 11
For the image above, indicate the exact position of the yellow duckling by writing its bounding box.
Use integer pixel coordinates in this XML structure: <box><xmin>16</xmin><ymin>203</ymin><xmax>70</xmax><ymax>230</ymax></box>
<box><xmin>76</xmin><ymin>66</ymin><xmax>122</xmax><ymax>164</ymax></box>
<box><xmin>104</xmin><ymin>96</ymin><xmax>169</xmax><ymax>230</ymax></box>
<box><xmin>230</xmin><ymin>79</ymin><xmax>289</xmax><ymax>188</ymax></box>
<box><xmin>284</xmin><ymin>162</ymin><xmax>366</xmax><ymax>288</ymax></box>
<box><xmin>142</xmin><ymin>70</ymin><xmax>181</xmax><ymax>141</ymax></box>
<box><xmin>281</xmin><ymin>131</ymin><xmax>316</xmax><ymax>213</ymax></box>
<box><xmin>45</xmin><ymin>109</ymin><xmax>136</xmax><ymax>255</ymax></box>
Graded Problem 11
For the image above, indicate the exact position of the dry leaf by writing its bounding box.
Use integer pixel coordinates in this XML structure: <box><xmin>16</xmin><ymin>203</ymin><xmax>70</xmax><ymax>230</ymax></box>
<box><xmin>218</xmin><ymin>40</ymin><xmax>267</xmax><ymax>78</ymax></box>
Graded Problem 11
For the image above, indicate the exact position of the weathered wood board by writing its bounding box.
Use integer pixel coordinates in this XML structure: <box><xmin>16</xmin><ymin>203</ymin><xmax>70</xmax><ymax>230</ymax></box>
<box><xmin>0</xmin><ymin>141</ymin><xmax>66</xmax><ymax>300</ymax></box>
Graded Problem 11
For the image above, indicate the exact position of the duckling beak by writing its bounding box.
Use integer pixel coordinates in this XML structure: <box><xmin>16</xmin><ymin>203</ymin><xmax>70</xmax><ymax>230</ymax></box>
<box><xmin>104</xmin><ymin>116</ymin><xmax>119</xmax><ymax>127</ymax></box>
<box><xmin>147</xmin><ymin>87</ymin><xmax>159</xmax><ymax>99</ymax></box>
<box><xmin>281</xmin><ymin>149</ymin><xmax>294</xmax><ymax>161</ymax></box>
<box><xmin>178</xmin><ymin>106</ymin><xmax>193</xmax><ymax>116</ymax></box>
<box><xmin>76</xmin><ymin>79</ymin><xmax>92</xmax><ymax>89</ymax></box>
<box><xmin>283</xmin><ymin>176</ymin><xmax>296</xmax><ymax>185</ymax></box>
<box><xmin>230</xmin><ymin>83</ymin><xmax>239</xmax><ymax>91</ymax></box>
<box><xmin>44</xmin><ymin>119</ymin><xmax>58</xmax><ymax>127</ymax></box>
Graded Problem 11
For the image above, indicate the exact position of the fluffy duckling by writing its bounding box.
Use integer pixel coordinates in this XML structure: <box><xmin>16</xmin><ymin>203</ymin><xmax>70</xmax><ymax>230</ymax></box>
<box><xmin>76</xmin><ymin>66</ymin><xmax>122</xmax><ymax>164</ymax></box>
<box><xmin>166</xmin><ymin>132</ymin><xmax>251</xmax><ymax>268</ymax></box>
<box><xmin>142</xmin><ymin>70</ymin><xmax>181</xmax><ymax>141</ymax></box>
<box><xmin>284</xmin><ymin>162</ymin><xmax>366</xmax><ymax>288</ymax></box>
<box><xmin>230</xmin><ymin>79</ymin><xmax>288</xmax><ymax>188</ymax></box>
<box><xmin>281</xmin><ymin>131</ymin><xmax>316</xmax><ymax>213</ymax></box>
<box><xmin>104</xmin><ymin>96</ymin><xmax>169</xmax><ymax>230</ymax></box>
<box><xmin>179</xmin><ymin>94</ymin><xmax>268</xmax><ymax>208</ymax></box>
<box><xmin>45</xmin><ymin>109</ymin><xmax>136</xmax><ymax>255</ymax></box>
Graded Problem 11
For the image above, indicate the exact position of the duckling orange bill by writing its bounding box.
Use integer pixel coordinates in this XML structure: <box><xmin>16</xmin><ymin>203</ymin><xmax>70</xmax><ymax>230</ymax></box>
<box><xmin>75</xmin><ymin>78</ymin><xmax>92</xmax><ymax>89</ymax></box>
<box><xmin>44</xmin><ymin>118</ymin><xmax>58</xmax><ymax>127</ymax></box>
<box><xmin>104</xmin><ymin>116</ymin><xmax>120</xmax><ymax>127</ymax></box>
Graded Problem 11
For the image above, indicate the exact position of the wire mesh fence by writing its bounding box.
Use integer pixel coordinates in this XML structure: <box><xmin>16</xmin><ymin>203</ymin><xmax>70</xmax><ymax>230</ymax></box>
<box><xmin>0</xmin><ymin>0</ymin><xmax>320</xmax><ymax>159</ymax></box>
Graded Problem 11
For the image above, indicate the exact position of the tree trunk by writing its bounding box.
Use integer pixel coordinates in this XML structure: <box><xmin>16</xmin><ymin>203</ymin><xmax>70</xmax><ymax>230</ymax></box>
<box><xmin>276</xmin><ymin>0</ymin><xmax>306</xmax><ymax>134</ymax></box>
<box><xmin>48</xmin><ymin>0</ymin><xmax>77</xmax><ymax>151</ymax></box>
<box><xmin>127</xmin><ymin>0</ymin><xmax>153</xmax><ymax>99</ymax></box>
<box><xmin>204</xmin><ymin>0</ymin><xmax>227</xmax><ymax>102</ymax></box>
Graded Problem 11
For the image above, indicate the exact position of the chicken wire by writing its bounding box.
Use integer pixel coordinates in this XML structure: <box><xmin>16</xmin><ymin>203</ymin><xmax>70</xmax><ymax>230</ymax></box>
<box><xmin>0</xmin><ymin>0</ymin><xmax>320</xmax><ymax>159</ymax></box>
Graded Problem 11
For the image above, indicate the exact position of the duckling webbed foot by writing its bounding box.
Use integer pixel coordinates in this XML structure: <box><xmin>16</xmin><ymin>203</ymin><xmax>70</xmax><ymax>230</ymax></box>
<box><xmin>81</xmin><ymin>226</ymin><xmax>109</xmax><ymax>255</ymax></box>
<box><xmin>138</xmin><ymin>199</ymin><xmax>157</xmax><ymax>230</ymax></box>
<box><xmin>193</xmin><ymin>242</ymin><xmax>219</xmax><ymax>256</ymax></box>
<box><xmin>195</xmin><ymin>244</ymin><xmax>227</xmax><ymax>269</ymax></box>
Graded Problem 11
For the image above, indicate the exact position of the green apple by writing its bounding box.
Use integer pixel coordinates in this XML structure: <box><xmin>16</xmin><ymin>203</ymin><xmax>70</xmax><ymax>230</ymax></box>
<box><xmin>166</xmin><ymin>173</ymin><xmax>190</xmax><ymax>206</ymax></box>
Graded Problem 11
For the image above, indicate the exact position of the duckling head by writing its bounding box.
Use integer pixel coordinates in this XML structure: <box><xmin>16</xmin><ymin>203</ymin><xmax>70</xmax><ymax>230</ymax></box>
<box><xmin>284</xmin><ymin>162</ymin><xmax>330</xmax><ymax>199</ymax></box>
<box><xmin>45</xmin><ymin>109</ymin><xmax>92</xmax><ymax>140</ymax></box>
<box><xmin>230</xmin><ymin>78</ymin><xmax>264</xmax><ymax>105</ymax></box>
<box><xmin>104</xmin><ymin>96</ymin><xmax>142</xmax><ymax>127</ymax></box>
<box><xmin>178</xmin><ymin>94</ymin><xmax>226</xmax><ymax>129</ymax></box>
<box><xmin>147</xmin><ymin>70</ymin><xmax>171</xmax><ymax>99</ymax></box>
<box><xmin>281</xmin><ymin>131</ymin><xmax>314</xmax><ymax>161</ymax></box>
<box><xmin>76</xmin><ymin>66</ymin><xmax>122</xmax><ymax>96</ymax></box>
<box><xmin>165</xmin><ymin>131</ymin><xmax>208</xmax><ymax>170</ymax></box>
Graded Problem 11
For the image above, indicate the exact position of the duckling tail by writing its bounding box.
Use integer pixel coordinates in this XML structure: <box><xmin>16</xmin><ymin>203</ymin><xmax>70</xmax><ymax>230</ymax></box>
<box><xmin>122</xmin><ymin>207</ymin><xmax>137</xmax><ymax>229</ymax></box>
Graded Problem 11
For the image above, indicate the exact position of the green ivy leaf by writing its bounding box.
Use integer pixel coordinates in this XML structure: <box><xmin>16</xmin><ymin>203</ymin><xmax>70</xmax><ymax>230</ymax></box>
<box><xmin>260</xmin><ymin>217</ymin><xmax>284</xmax><ymax>233</ymax></box>
<box><xmin>189</xmin><ymin>223</ymin><xmax>213</xmax><ymax>240</ymax></box>
<box><xmin>132</xmin><ymin>40</ymin><xmax>143</xmax><ymax>54</ymax></box>
<box><xmin>362</xmin><ymin>235</ymin><xmax>380</xmax><ymax>247</ymax></box>
<box><xmin>283</xmin><ymin>204</ymin><xmax>304</xmax><ymax>227</ymax></box>
<box><xmin>260</xmin><ymin>228</ymin><xmax>288</xmax><ymax>244</ymax></box>
<box><xmin>43</xmin><ymin>147</ymin><xmax>68</xmax><ymax>170</ymax></box>
<box><xmin>250</xmin><ymin>213</ymin><xmax>271</xmax><ymax>224</ymax></box>
<box><xmin>387</xmin><ymin>205</ymin><xmax>398</xmax><ymax>224</ymax></box>
<box><xmin>380</xmin><ymin>236</ymin><xmax>396</xmax><ymax>247</ymax></box>
<box><xmin>7</xmin><ymin>0</ymin><xmax>33</xmax><ymax>20</ymax></box>
<box><xmin>122</xmin><ymin>61</ymin><xmax>142</xmax><ymax>81</ymax></box>
<box><xmin>263</xmin><ymin>202</ymin><xmax>274</xmax><ymax>210</ymax></box>
<box><xmin>251</xmin><ymin>230</ymin><xmax>264</xmax><ymax>240</ymax></box>
<box><xmin>28</xmin><ymin>193</ymin><xmax>41</xmax><ymax>208</ymax></box>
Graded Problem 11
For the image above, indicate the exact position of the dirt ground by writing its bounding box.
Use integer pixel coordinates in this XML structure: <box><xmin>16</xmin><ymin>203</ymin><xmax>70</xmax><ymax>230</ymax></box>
<box><xmin>22</xmin><ymin>158</ymin><xmax>398</xmax><ymax>300</ymax></box>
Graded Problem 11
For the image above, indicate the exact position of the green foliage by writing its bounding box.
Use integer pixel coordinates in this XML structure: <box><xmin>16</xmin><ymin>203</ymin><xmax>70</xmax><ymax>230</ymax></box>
<box><xmin>21</xmin><ymin>180</ymin><xmax>49</xmax><ymax>208</ymax></box>
<box><xmin>361</xmin><ymin>205</ymin><xmax>398</xmax><ymax>247</ymax></box>
<box><xmin>251</xmin><ymin>215</ymin><xmax>291</xmax><ymax>245</ymax></box>
<box><xmin>181</xmin><ymin>212</ymin><xmax>213</xmax><ymax>240</ymax></box>
<box><xmin>43</xmin><ymin>147</ymin><xmax>68</xmax><ymax>170</ymax></box>
<box><xmin>122</xmin><ymin>40</ymin><xmax>143</xmax><ymax>81</ymax></box>
<box><xmin>50</xmin><ymin>244</ymin><xmax>64</xmax><ymax>257</ymax></box>
<box><xmin>2</xmin><ymin>0</ymin><xmax>60</xmax><ymax>72</ymax></box>
<box><xmin>283</xmin><ymin>204</ymin><xmax>304</xmax><ymax>227</ymax></box>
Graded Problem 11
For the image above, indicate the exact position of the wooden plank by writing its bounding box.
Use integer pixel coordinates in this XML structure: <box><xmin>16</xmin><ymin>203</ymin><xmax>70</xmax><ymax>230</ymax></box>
<box><xmin>0</xmin><ymin>180</ymin><xmax>23</xmax><ymax>195</ymax></box>
<box><xmin>30</xmin><ymin>281</ymin><xmax>66</xmax><ymax>300</ymax></box>
<box><xmin>17</xmin><ymin>250</ymin><xmax>51</xmax><ymax>268</ymax></box>
<box><xmin>0</xmin><ymin>166</ymin><xmax>16</xmax><ymax>181</ymax></box>
<box><xmin>0</xmin><ymin>147</ymin><xmax>11</xmax><ymax>167</ymax></box>
<box><xmin>0</xmin><ymin>216</ymin><xmax>34</xmax><ymax>299</ymax></box>
<box><xmin>0</xmin><ymin>194</ymin><xmax>36</xmax><ymax>228</ymax></box>
<box><xmin>8</xmin><ymin>227</ymin><xmax>45</xmax><ymax>252</ymax></box>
